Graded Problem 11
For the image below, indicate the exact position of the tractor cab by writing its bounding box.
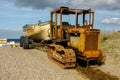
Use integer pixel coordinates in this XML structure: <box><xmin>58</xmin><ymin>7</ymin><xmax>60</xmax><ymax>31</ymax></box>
<box><xmin>50</xmin><ymin>6</ymin><xmax>94</xmax><ymax>41</ymax></box>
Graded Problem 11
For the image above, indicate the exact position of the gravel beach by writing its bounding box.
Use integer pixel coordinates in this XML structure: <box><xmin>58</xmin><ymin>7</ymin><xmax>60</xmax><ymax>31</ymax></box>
<box><xmin>0</xmin><ymin>47</ymin><xmax>88</xmax><ymax>80</ymax></box>
<box><xmin>0</xmin><ymin>46</ymin><xmax>119</xmax><ymax>80</ymax></box>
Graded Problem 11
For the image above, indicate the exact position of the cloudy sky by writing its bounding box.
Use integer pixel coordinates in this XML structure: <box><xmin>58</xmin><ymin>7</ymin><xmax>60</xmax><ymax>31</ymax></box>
<box><xmin>0</xmin><ymin>0</ymin><xmax>120</xmax><ymax>38</ymax></box>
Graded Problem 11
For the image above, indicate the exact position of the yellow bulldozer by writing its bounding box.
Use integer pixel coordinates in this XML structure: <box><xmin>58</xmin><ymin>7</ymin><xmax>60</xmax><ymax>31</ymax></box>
<box><xmin>20</xmin><ymin>6</ymin><xmax>105</xmax><ymax>68</ymax></box>
<box><xmin>47</xmin><ymin>6</ymin><xmax>105</xmax><ymax>68</ymax></box>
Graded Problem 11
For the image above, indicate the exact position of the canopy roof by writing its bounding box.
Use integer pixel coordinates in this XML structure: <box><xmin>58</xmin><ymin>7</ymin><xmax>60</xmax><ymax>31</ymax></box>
<box><xmin>51</xmin><ymin>6</ymin><xmax>93</xmax><ymax>14</ymax></box>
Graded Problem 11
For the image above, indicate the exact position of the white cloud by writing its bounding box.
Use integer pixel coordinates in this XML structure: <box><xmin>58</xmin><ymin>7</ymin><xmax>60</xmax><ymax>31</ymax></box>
<box><xmin>67</xmin><ymin>0</ymin><xmax>120</xmax><ymax>10</ymax></box>
<box><xmin>14</xmin><ymin>0</ymin><xmax>120</xmax><ymax>11</ymax></box>
<box><xmin>15</xmin><ymin>0</ymin><xmax>59</xmax><ymax>9</ymax></box>
<box><xmin>101</xmin><ymin>17</ymin><xmax>120</xmax><ymax>24</ymax></box>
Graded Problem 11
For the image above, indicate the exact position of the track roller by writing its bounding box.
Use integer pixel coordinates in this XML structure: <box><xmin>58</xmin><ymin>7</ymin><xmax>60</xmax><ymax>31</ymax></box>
<box><xmin>47</xmin><ymin>44</ymin><xmax>76</xmax><ymax>68</ymax></box>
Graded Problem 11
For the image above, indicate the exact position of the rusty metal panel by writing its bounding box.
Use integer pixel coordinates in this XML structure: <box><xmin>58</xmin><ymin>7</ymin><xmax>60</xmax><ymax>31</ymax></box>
<box><xmin>85</xmin><ymin>35</ymin><xmax>98</xmax><ymax>50</ymax></box>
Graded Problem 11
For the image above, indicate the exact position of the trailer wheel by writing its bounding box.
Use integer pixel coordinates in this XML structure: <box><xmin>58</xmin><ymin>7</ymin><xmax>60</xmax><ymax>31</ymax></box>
<box><xmin>23</xmin><ymin>36</ymin><xmax>29</xmax><ymax>49</ymax></box>
<box><xmin>20</xmin><ymin>36</ymin><xmax>24</xmax><ymax>47</ymax></box>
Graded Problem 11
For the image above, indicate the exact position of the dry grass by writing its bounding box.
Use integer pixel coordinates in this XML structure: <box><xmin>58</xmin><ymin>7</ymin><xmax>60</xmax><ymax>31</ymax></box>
<box><xmin>99</xmin><ymin>31</ymin><xmax>120</xmax><ymax>79</ymax></box>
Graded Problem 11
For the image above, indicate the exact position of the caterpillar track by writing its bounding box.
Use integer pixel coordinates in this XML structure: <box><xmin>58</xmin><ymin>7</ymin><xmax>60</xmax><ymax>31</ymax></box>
<box><xmin>47</xmin><ymin>44</ymin><xmax>76</xmax><ymax>68</ymax></box>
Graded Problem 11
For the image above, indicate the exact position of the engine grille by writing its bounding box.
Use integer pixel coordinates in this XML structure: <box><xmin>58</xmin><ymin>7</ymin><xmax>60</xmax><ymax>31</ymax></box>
<box><xmin>85</xmin><ymin>35</ymin><xmax>98</xmax><ymax>50</ymax></box>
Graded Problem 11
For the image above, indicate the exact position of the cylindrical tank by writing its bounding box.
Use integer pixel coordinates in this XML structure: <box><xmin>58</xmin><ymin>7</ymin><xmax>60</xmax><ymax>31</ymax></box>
<box><xmin>23</xmin><ymin>21</ymin><xmax>50</xmax><ymax>40</ymax></box>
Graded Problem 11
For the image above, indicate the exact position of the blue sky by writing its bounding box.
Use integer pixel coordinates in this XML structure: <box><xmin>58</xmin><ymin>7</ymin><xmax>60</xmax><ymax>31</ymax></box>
<box><xmin>0</xmin><ymin>0</ymin><xmax>120</xmax><ymax>38</ymax></box>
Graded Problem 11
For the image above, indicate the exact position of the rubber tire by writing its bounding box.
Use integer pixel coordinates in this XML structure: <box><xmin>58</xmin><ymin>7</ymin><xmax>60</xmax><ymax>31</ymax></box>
<box><xmin>20</xmin><ymin>36</ymin><xmax>24</xmax><ymax>47</ymax></box>
<box><xmin>23</xmin><ymin>36</ymin><xmax>29</xmax><ymax>49</ymax></box>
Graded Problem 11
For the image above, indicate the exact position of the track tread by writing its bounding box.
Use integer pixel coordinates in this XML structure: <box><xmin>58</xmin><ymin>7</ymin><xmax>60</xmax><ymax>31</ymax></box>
<box><xmin>47</xmin><ymin>44</ymin><xmax>76</xmax><ymax>69</ymax></box>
